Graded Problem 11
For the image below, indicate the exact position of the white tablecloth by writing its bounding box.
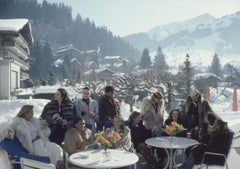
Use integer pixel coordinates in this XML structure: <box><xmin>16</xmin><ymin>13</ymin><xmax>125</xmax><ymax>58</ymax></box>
<box><xmin>145</xmin><ymin>136</ymin><xmax>199</xmax><ymax>169</ymax></box>
<box><xmin>69</xmin><ymin>149</ymin><xmax>139</xmax><ymax>169</ymax></box>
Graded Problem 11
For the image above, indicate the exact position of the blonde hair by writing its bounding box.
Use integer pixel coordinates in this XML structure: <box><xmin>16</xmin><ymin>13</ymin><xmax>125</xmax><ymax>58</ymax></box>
<box><xmin>16</xmin><ymin>105</ymin><xmax>33</xmax><ymax>118</ymax></box>
<box><xmin>113</xmin><ymin>115</ymin><xmax>125</xmax><ymax>132</ymax></box>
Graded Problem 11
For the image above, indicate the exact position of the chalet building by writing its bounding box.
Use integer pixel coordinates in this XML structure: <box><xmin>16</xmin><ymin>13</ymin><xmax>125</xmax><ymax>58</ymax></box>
<box><xmin>102</xmin><ymin>55</ymin><xmax>122</xmax><ymax>64</ymax></box>
<box><xmin>102</xmin><ymin>55</ymin><xmax>129</xmax><ymax>72</ymax></box>
<box><xmin>0</xmin><ymin>19</ymin><xmax>33</xmax><ymax>99</ymax></box>
<box><xmin>82</xmin><ymin>68</ymin><xmax>114</xmax><ymax>81</ymax></box>
<box><xmin>193</xmin><ymin>73</ymin><xmax>222</xmax><ymax>94</ymax></box>
<box><xmin>53</xmin><ymin>45</ymin><xmax>101</xmax><ymax>71</ymax></box>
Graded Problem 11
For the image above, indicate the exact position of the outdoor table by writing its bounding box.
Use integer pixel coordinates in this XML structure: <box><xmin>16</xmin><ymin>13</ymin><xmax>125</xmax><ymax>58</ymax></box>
<box><xmin>69</xmin><ymin>149</ymin><xmax>139</xmax><ymax>169</ymax></box>
<box><xmin>145</xmin><ymin>136</ymin><xmax>199</xmax><ymax>169</ymax></box>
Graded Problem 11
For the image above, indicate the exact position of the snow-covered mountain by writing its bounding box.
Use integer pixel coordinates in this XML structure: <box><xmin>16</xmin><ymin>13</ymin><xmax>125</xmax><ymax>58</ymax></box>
<box><xmin>148</xmin><ymin>14</ymin><xmax>216</xmax><ymax>41</ymax></box>
<box><xmin>124</xmin><ymin>11</ymin><xmax>240</xmax><ymax>68</ymax></box>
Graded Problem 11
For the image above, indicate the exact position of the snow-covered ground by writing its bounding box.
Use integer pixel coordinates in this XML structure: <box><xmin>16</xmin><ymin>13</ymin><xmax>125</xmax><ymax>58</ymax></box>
<box><xmin>0</xmin><ymin>85</ymin><xmax>240</xmax><ymax>168</ymax></box>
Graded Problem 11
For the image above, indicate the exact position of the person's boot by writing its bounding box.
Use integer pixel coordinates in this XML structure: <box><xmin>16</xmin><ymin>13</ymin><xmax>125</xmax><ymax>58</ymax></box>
<box><xmin>56</xmin><ymin>161</ymin><xmax>66</xmax><ymax>169</ymax></box>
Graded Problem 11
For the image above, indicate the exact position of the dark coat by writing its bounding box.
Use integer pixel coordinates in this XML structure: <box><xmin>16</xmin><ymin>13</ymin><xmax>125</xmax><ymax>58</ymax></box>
<box><xmin>129</xmin><ymin>121</ymin><xmax>152</xmax><ymax>149</ymax></box>
<box><xmin>184</xmin><ymin>95</ymin><xmax>213</xmax><ymax>130</ymax></box>
<box><xmin>98</xmin><ymin>95</ymin><xmax>119</xmax><ymax>123</ymax></box>
<box><xmin>191</xmin><ymin>129</ymin><xmax>228</xmax><ymax>165</ymax></box>
<box><xmin>41</xmin><ymin>100</ymin><xmax>77</xmax><ymax>145</ymax></box>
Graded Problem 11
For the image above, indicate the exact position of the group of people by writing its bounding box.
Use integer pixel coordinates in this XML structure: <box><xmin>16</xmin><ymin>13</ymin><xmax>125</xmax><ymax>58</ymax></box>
<box><xmin>1</xmin><ymin>86</ymin><xmax>231</xmax><ymax>169</ymax></box>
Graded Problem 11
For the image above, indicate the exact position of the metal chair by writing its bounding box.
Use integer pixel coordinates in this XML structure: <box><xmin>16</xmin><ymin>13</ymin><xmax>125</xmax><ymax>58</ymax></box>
<box><xmin>199</xmin><ymin>130</ymin><xmax>234</xmax><ymax>169</ymax></box>
<box><xmin>0</xmin><ymin>137</ymin><xmax>53</xmax><ymax>169</ymax></box>
<box><xmin>0</xmin><ymin>137</ymin><xmax>28</xmax><ymax>169</ymax></box>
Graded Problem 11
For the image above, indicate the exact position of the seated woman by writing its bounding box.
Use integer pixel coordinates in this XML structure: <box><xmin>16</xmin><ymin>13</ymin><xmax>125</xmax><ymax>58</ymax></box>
<box><xmin>105</xmin><ymin>115</ymin><xmax>131</xmax><ymax>151</ymax></box>
<box><xmin>179</xmin><ymin>119</ymin><xmax>229</xmax><ymax>169</ymax></box>
<box><xmin>128</xmin><ymin>111</ymin><xmax>160</xmax><ymax>169</ymax></box>
<box><xmin>5</xmin><ymin>105</ymin><xmax>63</xmax><ymax>165</ymax></box>
<box><xmin>163</xmin><ymin>109</ymin><xmax>187</xmax><ymax>137</ymax></box>
<box><xmin>63</xmin><ymin>117</ymin><xmax>92</xmax><ymax>155</ymax></box>
<box><xmin>41</xmin><ymin>88</ymin><xmax>77</xmax><ymax>145</ymax></box>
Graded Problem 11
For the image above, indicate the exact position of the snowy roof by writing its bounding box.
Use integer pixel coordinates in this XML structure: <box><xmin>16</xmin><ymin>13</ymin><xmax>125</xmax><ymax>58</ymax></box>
<box><xmin>0</xmin><ymin>19</ymin><xmax>33</xmax><ymax>43</ymax></box>
<box><xmin>0</xmin><ymin>19</ymin><xmax>29</xmax><ymax>32</ymax></box>
<box><xmin>53</xmin><ymin>45</ymin><xmax>100</xmax><ymax>55</ymax></box>
<box><xmin>193</xmin><ymin>72</ymin><xmax>222</xmax><ymax>81</ymax></box>
<box><xmin>83</xmin><ymin>68</ymin><xmax>114</xmax><ymax>75</ymax></box>
<box><xmin>53</xmin><ymin>45</ymin><xmax>82</xmax><ymax>55</ymax></box>
<box><xmin>104</xmin><ymin>56</ymin><xmax>121</xmax><ymax>59</ymax></box>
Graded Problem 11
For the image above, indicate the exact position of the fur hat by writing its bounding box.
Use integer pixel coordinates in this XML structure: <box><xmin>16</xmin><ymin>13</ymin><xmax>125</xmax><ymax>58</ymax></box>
<box><xmin>190</xmin><ymin>90</ymin><xmax>200</xmax><ymax>98</ymax></box>
<box><xmin>153</xmin><ymin>92</ymin><xmax>163</xmax><ymax>99</ymax></box>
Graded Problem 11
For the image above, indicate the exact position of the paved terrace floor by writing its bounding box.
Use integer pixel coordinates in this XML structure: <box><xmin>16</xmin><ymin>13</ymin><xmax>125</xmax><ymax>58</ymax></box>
<box><xmin>137</xmin><ymin>137</ymin><xmax>240</xmax><ymax>169</ymax></box>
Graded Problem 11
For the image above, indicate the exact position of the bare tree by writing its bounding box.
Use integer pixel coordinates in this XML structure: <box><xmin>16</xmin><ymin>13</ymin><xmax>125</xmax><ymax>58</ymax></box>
<box><xmin>113</xmin><ymin>74</ymin><xmax>143</xmax><ymax>111</ymax></box>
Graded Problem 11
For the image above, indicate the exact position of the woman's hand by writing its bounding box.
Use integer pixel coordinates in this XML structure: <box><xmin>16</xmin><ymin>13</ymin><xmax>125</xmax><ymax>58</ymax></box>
<box><xmin>6</xmin><ymin>130</ymin><xmax>14</xmax><ymax>140</ymax></box>
<box><xmin>61</xmin><ymin>119</ymin><xmax>67</xmax><ymax>126</ymax></box>
<box><xmin>52</xmin><ymin>113</ymin><xmax>60</xmax><ymax>120</ymax></box>
<box><xmin>88</xmin><ymin>112</ymin><xmax>95</xmax><ymax>118</ymax></box>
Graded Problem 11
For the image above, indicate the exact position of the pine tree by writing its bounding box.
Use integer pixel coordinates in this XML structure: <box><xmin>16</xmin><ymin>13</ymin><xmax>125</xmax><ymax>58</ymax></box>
<box><xmin>184</xmin><ymin>54</ymin><xmax>192</xmax><ymax>95</ymax></box>
<box><xmin>153</xmin><ymin>46</ymin><xmax>168</xmax><ymax>71</ymax></box>
<box><xmin>48</xmin><ymin>71</ymin><xmax>56</xmax><ymax>85</ymax></box>
<box><xmin>209</xmin><ymin>53</ymin><xmax>223</xmax><ymax>78</ymax></box>
<box><xmin>62</xmin><ymin>54</ymin><xmax>71</xmax><ymax>80</ymax></box>
<box><xmin>29</xmin><ymin>41</ymin><xmax>54</xmax><ymax>83</ymax></box>
<box><xmin>139</xmin><ymin>48</ymin><xmax>151</xmax><ymax>69</ymax></box>
<box><xmin>176</xmin><ymin>54</ymin><xmax>193</xmax><ymax>99</ymax></box>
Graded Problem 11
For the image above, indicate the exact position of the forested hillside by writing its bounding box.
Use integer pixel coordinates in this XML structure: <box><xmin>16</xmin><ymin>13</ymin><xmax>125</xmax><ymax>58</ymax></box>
<box><xmin>0</xmin><ymin>0</ymin><xmax>140</xmax><ymax>61</ymax></box>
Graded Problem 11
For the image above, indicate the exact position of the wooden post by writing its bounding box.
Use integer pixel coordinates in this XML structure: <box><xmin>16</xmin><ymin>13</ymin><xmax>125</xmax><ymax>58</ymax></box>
<box><xmin>206</xmin><ymin>87</ymin><xmax>210</xmax><ymax>102</ymax></box>
<box><xmin>233</xmin><ymin>86</ymin><xmax>238</xmax><ymax>111</ymax></box>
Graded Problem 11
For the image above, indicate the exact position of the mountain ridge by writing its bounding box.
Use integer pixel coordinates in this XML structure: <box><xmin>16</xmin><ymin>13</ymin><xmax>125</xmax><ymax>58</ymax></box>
<box><xmin>124</xmin><ymin>11</ymin><xmax>240</xmax><ymax>64</ymax></box>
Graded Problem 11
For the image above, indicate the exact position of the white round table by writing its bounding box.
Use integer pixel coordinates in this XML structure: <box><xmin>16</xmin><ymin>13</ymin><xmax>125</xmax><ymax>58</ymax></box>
<box><xmin>145</xmin><ymin>136</ymin><xmax>199</xmax><ymax>169</ymax></box>
<box><xmin>69</xmin><ymin>149</ymin><xmax>139</xmax><ymax>169</ymax></box>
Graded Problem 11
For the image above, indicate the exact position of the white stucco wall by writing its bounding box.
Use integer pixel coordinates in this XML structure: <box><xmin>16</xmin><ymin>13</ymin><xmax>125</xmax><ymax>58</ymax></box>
<box><xmin>0</xmin><ymin>60</ymin><xmax>10</xmax><ymax>99</ymax></box>
<box><xmin>10</xmin><ymin>62</ymin><xmax>20</xmax><ymax>90</ymax></box>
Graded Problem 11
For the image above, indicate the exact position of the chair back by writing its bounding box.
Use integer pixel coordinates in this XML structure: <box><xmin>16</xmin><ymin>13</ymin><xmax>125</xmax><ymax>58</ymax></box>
<box><xmin>104</xmin><ymin>121</ymin><xmax>113</xmax><ymax>130</ymax></box>
<box><xmin>21</xmin><ymin>153</ymin><xmax>51</xmax><ymax>163</ymax></box>
<box><xmin>225</xmin><ymin>130</ymin><xmax>234</xmax><ymax>156</ymax></box>
<box><xmin>20</xmin><ymin>157</ymin><xmax>55</xmax><ymax>169</ymax></box>
<box><xmin>202</xmin><ymin>130</ymin><xmax>234</xmax><ymax>166</ymax></box>
<box><xmin>0</xmin><ymin>137</ymin><xmax>51</xmax><ymax>169</ymax></box>
<box><xmin>0</xmin><ymin>137</ymin><xmax>28</xmax><ymax>161</ymax></box>
<box><xmin>85</xmin><ymin>124</ymin><xmax>92</xmax><ymax>130</ymax></box>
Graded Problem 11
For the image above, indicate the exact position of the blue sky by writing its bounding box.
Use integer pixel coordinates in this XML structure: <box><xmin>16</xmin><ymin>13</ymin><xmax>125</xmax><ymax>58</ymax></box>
<box><xmin>37</xmin><ymin>0</ymin><xmax>240</xmax><ymax>37</ymax></box>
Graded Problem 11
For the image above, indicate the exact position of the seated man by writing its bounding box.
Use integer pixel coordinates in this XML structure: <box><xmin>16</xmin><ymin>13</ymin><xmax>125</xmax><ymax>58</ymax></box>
<box><xmin>178</xmin><ymin>119</ymin><xmax>229</xmax><ymax>169</ymax></box>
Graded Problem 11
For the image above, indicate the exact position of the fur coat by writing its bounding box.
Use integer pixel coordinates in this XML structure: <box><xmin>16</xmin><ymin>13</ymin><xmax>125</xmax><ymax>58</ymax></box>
<box><xmin>184</xmin><ymin>94</ymin><xmax>213</xmax><ymax>129</ymax></box>
<box><xmin>8</xmin><ymin>117</ymin><xmax>62</xmax><ymax>164</ymax></box>
<box><xmin>141</xmin><ymin>96</ymin><xmax>166</xmax><ymax>136</ymax></box>
<box><xmin>63</xmin><ymin>127</ymin><xmax>91</xmax><ymax>155</ymax></box>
